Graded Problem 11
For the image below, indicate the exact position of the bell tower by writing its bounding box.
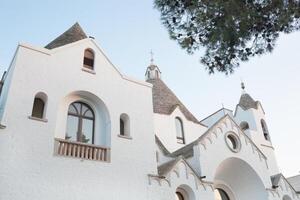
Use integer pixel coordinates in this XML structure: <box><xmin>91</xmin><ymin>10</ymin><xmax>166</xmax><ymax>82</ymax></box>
<box><xmin>145</xmin><ymin>50</ymin><xmax>161</xmax><ymax>80</ymax></box>
<box><xmin>234</xmin><ymin>82</ymin><xmax>279</xmax><ymax>175</ymax></box>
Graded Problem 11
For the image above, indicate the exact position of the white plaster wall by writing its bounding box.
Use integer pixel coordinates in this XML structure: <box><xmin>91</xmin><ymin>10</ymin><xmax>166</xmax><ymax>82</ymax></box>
<box><xmin>154</xmin><ymin>108</ymin><xmax>207</xmax><ymax>152</ymax></box>
<box><xmin>148</xmin><ymin>161</ymin><xmax>216</xmax><ymax>200</ymax></box>
<box><xmin>0</xmin><ymin>40</ymin><xmax>158</xmax><ymax>200</ymax></box>
<box><xmin>197</xmin><ymin>117</ymin><xmax>272</xmax><ymax>188</ymax></box>
<box><xmin>234</xmin><ymin>105</ymin><xmax>280</xmax><ymax>175</ymax></box>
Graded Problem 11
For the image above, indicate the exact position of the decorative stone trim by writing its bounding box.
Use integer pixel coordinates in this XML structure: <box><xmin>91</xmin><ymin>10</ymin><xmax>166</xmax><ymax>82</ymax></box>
<box><xmin>28</xmin><ymin>116</ymin><xmax>48</xmax><ymax>123</ymax></box>
<box><xmin>54</xmin><ymin>138</ymin><xmax>110</xmax><ymax>162</ymax></box>
<box><xmin>81</xmin><ymin>67</ymin><xmax>96</xmax><ymax>74</ymax></box>
<box><xmin>261</xmin><ymin>144</ymin><xmax>274</xmax><ymax>149</ymax></box>
<box><xmin>117</xmin><ymin>134</ymin><xmax>132</xmax><ymax>140</ymax></box>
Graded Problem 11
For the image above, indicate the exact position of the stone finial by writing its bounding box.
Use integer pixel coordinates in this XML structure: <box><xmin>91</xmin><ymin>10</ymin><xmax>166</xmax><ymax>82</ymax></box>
<box><xmin>241</xmin><ymin>81</ymin><xmax>245</xmax><ymax>90</ymax></box>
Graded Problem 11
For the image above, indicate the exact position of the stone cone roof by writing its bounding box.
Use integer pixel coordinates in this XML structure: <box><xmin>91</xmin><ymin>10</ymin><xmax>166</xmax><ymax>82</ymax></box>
<box><xmin>147</xmin><ymin>78</ymin><xmax>201</xmax><ymax>124</ymax></box>
<box><xmin>45</xmin><ymin>22</ymin><xmax>88</xmax><ymax>49</ymax></box>
<box><xmin>238</xmin><ymin>93</ymin><xmax>258</xmax><ymax>110</ymax></box>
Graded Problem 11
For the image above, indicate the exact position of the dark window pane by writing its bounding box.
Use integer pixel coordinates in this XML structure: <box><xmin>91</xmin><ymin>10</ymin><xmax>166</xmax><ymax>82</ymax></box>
<box><xmin>32</xmin><ymin>98</ymin><xmax>44</xmax><ymax>118</ymax></box>
<box><xmin>120</xmin><ymin>118</ymin><xmax>125</xmax><ymax>136</ymax></box>
<box><xmin>83</xmin><ymin>58</ymin><xmax>94</xmax><ymax>69</ymax></box>
<box><xmin>175</xmin><ymin>117</ymin><xmax>185</xmax><ymax>144</ymax></box>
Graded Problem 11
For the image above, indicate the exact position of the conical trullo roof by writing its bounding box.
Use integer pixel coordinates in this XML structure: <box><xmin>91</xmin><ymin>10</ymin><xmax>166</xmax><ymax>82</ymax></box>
<box><xmin>238</xmin><ymin>93</ymin><xmax>258</xmax><ymax>110</ymax></box>
<box><xmin>45</xmin><ymin>22</ymin><xmax>87</xmax><ymax>49</ymax></box>
<box><xmin>147</xmin><ymin>78</ymin><xmax>202</xmax><ymax>124</ymax></box>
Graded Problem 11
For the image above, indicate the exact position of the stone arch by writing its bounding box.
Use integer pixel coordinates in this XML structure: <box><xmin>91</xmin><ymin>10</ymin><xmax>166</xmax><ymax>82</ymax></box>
<box><xmin>214</xmin><ymin>157</ymin><xmax>268</xmax><ymax>200</ymax></box>
<box><xmin>55</xmin><ymin>90</ymin><xmax>111</xmax><ymax>147</ymax></box>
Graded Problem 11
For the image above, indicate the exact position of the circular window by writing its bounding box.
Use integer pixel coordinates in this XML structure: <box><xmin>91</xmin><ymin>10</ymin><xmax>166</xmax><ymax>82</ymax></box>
<box><xmin>225</xmin><ymin>132</ymin><xmax>241</xmax><ymax>153</ymax></box>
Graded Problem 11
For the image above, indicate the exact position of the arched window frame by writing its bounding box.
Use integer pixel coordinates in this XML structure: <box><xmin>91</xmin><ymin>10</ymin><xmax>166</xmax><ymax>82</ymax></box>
<box><xmin>119</xmin><ymin>113</ymin><xmax>131</xmax><ymax>138</ymax></box>
<box><xmin>66</xmin><ymin>101</ymin><xmax>95</xmax><ymax>144</ymax></box>
<box><xmin>30</xmin><ymin>92</ymin><xmax>48</xmax><ymax>121</ymax></box>
<box><xmin>83</xmin><ymin>48</ymin><xmax>95</xmax><ymax>70</ymax></box>
<box><xmin>175</xmin><ymin>117</ymin><xmax>185</xmax><ymax>144</ymax></box>
<box><xmin>261</xmin><ymin>119</ymin><xmax>270</xmax><ymax>141</ymax></box>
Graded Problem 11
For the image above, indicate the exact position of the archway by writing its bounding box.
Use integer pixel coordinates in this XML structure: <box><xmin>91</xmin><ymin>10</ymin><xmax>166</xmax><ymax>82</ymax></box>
<box><xmin>214</xmin><ymin>157</ymin><xmax>268</xmax><ymax>200</ymax></box>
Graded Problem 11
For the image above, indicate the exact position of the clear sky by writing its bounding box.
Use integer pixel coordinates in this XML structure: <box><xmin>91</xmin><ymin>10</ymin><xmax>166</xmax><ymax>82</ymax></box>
<box><xmin>0</xmin><ymin>0</ymin><xmax>299</xmax><ymax>177</ymax></box>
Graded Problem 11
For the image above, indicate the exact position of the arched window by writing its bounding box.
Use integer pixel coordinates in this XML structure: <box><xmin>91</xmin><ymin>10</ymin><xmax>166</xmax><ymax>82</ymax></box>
<box><xmin>240</xmin><ymin>121</ymin><xmax>249</xmax><ymax>131</ymax></box>
<box><xmin>31</xmin><ymin>98</ymin><xmax>45</xmax><ymax>118</ymax></box>
<box><xmin>31</xmin><ymin>92</ymin><xmax>47</xmax><ymax>119</ymax></box>
<box><xmin>120</xmin><ymin>113</ymin><xmax>130</xmax><ymax>137</ymax></box>
<box><xmin>214</xmin><ymin>188</ymin><xmax>230</xmax><ymax>200</ymax></box>
<box><xmin>66</xmin><ymin>102</ymin><xmax>95</xmax><ymax>144</ymax></box>
<box><xmin>261</xmin><ymin>119</ymin><xmax>270</xmax><ymax>141</ymax></box>
<box><xmin>83</xmin><ymin>49</ymin><xmax>95</xmax><ymax>70</ymax></box>
<box><xmin>175</xmin><ymin>117</ymin><xmax>185</xmax><ymax>144</ymax></box>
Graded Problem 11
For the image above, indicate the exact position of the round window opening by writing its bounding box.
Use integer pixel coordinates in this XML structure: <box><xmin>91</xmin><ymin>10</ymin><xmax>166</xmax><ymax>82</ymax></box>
<box><xmin>225</xmin><ymin>133</ymin><xmax>241</xmax><ymax>153</ymax></box>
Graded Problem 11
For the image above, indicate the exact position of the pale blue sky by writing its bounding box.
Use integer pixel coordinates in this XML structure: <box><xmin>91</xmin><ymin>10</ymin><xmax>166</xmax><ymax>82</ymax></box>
<box><xmin>0</xmin><ymin>0</ymin><xmax>299</xmax><ymax>177</ymax></box>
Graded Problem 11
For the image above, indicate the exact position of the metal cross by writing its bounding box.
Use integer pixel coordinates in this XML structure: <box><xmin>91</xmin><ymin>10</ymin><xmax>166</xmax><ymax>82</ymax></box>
<box><xmin>150</xmin><ymin>50</ymin><xmax>154</xmax><ymax>64</ymax></box>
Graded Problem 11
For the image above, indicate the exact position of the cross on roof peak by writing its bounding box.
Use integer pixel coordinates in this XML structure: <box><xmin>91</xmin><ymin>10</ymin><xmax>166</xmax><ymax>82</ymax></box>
<box><xmin>150</xmin><ymin>50</ymin><xmax>154</xmax><ymax>65</ymax></box>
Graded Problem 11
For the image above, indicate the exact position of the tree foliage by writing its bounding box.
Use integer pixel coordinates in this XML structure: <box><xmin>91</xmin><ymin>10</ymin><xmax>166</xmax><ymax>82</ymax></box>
<box><xmin>154</xmin><ymin>0</ymin><xmax>300</xmax><ymax>74</ymax></box>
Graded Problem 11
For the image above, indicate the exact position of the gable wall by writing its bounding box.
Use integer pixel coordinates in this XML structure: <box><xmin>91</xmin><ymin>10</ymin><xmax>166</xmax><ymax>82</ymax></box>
<box><xmin>154</xmin><ymin>108</ymin><xmax>207</xmax><ymax>152</ymax></box>
<box><xmin>0</xmin><ymin>40</ymin><xmax>158</xmax><ymax>200</ymax></box>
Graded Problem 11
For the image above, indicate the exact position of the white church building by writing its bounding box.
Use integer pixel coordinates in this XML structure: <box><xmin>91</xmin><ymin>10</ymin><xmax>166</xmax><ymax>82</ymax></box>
<box><xmin>0</xmin><ymin>23</ymin><xmax>299</xmax><ymax>200</ymax></box>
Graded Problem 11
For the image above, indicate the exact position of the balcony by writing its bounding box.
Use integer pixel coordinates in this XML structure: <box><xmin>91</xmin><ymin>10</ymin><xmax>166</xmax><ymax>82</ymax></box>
<box><xmin>54</xmin><ymin>138</ymin><xmax>110</xmax><ymax>162</ymax></box>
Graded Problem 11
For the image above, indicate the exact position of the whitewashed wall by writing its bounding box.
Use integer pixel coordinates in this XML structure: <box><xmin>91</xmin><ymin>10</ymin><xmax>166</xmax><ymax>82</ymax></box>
<box><xmin>154</xmin><ymin>108</ymin><xmax>207</xmax><ymax>152</ymax></box>
<box><xmin>0</xmin><ymin>39</ymin><xmax>157</xmax><ymax>200</ymax></box>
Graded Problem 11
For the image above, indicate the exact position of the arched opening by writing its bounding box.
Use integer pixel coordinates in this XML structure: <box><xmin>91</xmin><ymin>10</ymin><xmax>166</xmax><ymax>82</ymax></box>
<box><xmin>175</xmin><ymin>185</ymin><xmax>195</xmax><ymax>200</ymax></box>
<box><xmin>66</xmin><ymin>101</ymin><xmax>95</xmax><ymax>144</ymax></box>
<box><xmin>283</xmin><ymin>195</ymin><xmax>292</xmax><ymax>200</ymax></box>
<box><xmin>214</xmin><ymin>157</ymin><xmax>268</xmax><ymax>200</ymax></box>
<box><xmin>31</xmin><ymin>92</ymin><xmax>47</xmax><ymax>119</ymax></box>
<box><xmin>55</xmin><ymin>91</ymin><xmax>111</xmax><ymax>147</ymax></box>
<box><xmin>175</xmin><ymin>117</ymin><xmax>185</xmax><ymax>144</ymax></box>
<box><xmin>239</xmin><ymin>121</ymin><xmax>249</xmax><ymax>131</ymax></box>
<box><xmin>83</xmin><ymin>49</ymin><xmax>95</xmax><ymax>70</ymax></box>
<box><xmin>260</xmin><ymin>119</ymin><xmax>270</xmax><ymax>141</ymax></box>
<box><xmin>120</xmin><ymin>113</ymin><xmax>130</xmax><ymax>137</ymax></box>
